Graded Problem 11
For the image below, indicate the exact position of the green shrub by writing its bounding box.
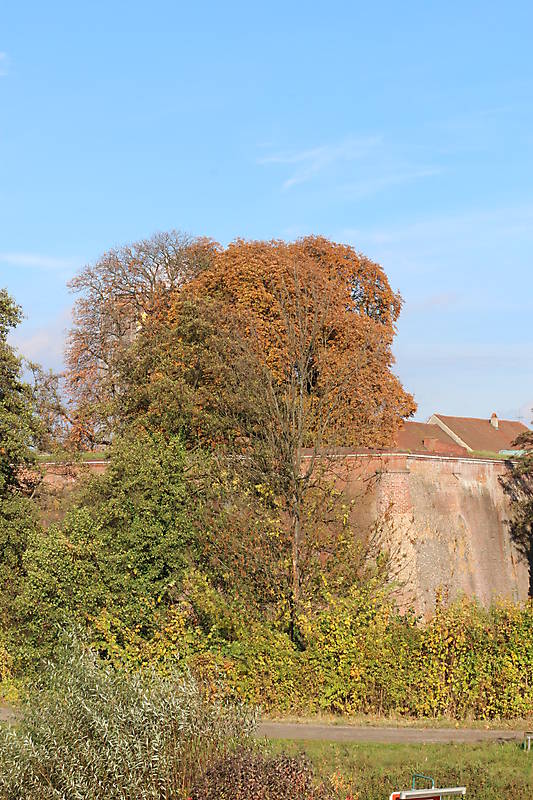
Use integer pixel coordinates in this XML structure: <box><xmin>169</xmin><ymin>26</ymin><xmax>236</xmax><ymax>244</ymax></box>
<box><xmin>14</xmin><ymin>430</ymin><xmax>195</xmax><ymax>670</ymax></box>
<box><xmin>82</xmin><ymin>585</ymin><xmax>533</xmax><ymax>721</ymax></box>
<box><xmin>413</xmin><ymin>598</ymin><xmax>533</xmax><ymax>718</ymax></box>
<box><xmin>0</xmin><ymin>636</ymin><xmax>255</xmax><ymax>800</ymax></box>
<box><xmin>301</xmin><ymin>585</ymin><xmax>421</xmax><ymax>715</ymax></box>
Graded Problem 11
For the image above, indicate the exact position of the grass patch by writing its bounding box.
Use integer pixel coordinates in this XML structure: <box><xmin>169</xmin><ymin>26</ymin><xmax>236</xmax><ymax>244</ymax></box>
<box><xmin>36</xmin><ymin>450</ymin><xmax>109</xmax><ymax>463</ymax></box>
<box><xmin>263</xmin><ymin>713</ymin><xmax>532</xmax><ymax>731</ymax></box>
<box><xmin>468</xmin><ymin>450</ymin><xmax>511</xmax><ymax>461</ymax></box>
<box><xmin>268</xmin><ymin>739</ymin><xmax>532</xmax><ymax>799</ymax></box>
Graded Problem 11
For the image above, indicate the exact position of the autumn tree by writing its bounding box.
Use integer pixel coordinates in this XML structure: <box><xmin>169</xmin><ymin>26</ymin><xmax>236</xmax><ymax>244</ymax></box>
<box><xmin>188</xmin><ymin>237</ymin><xmax>415</xmax><ymax>636</ymax></box>
<box><xmin>115</xmin><ymin>236</ymin><xmax>414</xmax><ymax>639</ymax></box>
<box><xmin>66</xmin><ymin>230</ymin><xmax>215</xmax><ymax>447</ymax></box>
<box><xmin>193</xmin><ymin>237</ymin><xmax>415</xmax><ymax>446</ymax></box>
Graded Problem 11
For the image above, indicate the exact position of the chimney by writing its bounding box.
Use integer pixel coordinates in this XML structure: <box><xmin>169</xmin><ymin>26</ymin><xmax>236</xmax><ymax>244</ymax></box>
<box><xmin>490</xmin><ymin>412</ymin><xmax>499</xmax><ymax>429</ymax></box>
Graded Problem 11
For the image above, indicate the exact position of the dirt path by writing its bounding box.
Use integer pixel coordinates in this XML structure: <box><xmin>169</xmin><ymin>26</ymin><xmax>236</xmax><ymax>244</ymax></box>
<box><xmin>1</xmin><ymin>703</ymin><xmax>525</xmax><ymax>745</ymax></box>
<box><xmin>257</xmin><ymin>722</ymin><xmax>524</xmax><ymax>744</ymax></box>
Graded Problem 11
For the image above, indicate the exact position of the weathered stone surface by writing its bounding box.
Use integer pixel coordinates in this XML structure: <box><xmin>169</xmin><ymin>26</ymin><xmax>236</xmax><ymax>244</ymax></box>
<box><xmin>341</xmin><ymin>453</ymin><xmax>529</xmax><ymax>614</ymax></box>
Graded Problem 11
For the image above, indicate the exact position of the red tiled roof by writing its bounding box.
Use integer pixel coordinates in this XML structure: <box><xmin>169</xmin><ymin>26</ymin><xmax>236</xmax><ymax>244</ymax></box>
<box><xmin>432</xmin><ymin>414</ymin><xmax>529</xmax><ymax>452</ymax></box>
<box><xmin>395</xmin><ymin>421</ymin><xmax>466</xmax><ymax>455</ymax></box>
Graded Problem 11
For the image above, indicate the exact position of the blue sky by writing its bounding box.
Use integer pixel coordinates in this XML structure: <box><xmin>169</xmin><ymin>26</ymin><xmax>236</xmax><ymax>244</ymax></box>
<box><xmin>1</xmin><ymin>1</ymin><xmax>532</xmax><ymax>422</ymax></box>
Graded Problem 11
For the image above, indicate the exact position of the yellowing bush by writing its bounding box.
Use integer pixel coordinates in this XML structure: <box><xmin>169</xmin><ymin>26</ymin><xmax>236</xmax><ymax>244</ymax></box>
<box><xmin>143</xmin><ymin>592</ymin><xmax>533</xmax><ymax>720</ymax></box>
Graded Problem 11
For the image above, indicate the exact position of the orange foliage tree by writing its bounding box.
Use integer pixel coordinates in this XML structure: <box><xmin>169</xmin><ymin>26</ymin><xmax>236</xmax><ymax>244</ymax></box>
<box><xmin>192</xmin><ymin>236</ymin><xmax>415</xmax><ymax>448</ymax></box>
<box><xmin>186</xmin><ymin>236</ymin><xmax>415</xmax><ymax>637</ymax></box>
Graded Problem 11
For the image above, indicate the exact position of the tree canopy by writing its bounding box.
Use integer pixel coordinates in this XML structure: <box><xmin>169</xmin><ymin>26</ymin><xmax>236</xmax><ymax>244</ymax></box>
<box><xmin>66</xmin><ymin>233</ymin><xmax>415</xmax><ymax>450</ymax></box>
<box><xmin>190</xmin><ymin>236</ymin><xmax>415</xmax><ymax>447</ymax></box>
<box><xmin>65</xmin><ymin>230</ymin><xmax>216</xmax><ymax>447</ymax></box>
<box><xmin>0</xmin><ymin>289</ymin><xmax>38</xmax><ymax>492</ymax></box>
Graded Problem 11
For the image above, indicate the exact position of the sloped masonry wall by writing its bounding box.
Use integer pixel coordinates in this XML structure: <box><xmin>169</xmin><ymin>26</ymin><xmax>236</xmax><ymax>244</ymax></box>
<box><xmin>42</xmin><ymin>454</ymin><xmax>530</xmax><ymax>616</ymax></box>
<box><xmin>340</xmin><ymin>453</ymin><xmax>530</xmax><ymax>615</ymax></box>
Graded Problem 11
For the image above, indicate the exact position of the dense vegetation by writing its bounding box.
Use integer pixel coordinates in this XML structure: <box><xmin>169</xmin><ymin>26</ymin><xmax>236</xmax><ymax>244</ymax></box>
<box><xmin>0</xmin><ymin>638</ymin><xmax>261</xmax><ymax>800</ymax></box>
<box><xmin>0</xmin><ymin>233</ymin><xmax>532</xmax><ymax>734</ymax></box>
<box><xmin>0</xmin><ymin>290</ymin><xmax>41</xmax><ymax>693</ymax></box>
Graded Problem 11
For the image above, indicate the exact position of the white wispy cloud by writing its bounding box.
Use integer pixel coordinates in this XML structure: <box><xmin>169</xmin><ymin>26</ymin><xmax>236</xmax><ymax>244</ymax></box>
<box><xmin>258</xmin><ymin>136</ymin><xmax>382</xmax><ymax>189</ymax></box>
<box><xmin>0</xmin><ymin>52</ymin><xmax>8</xmax><ymax>77</ymax></box>
<box><xmin>258</xmin><ymin>136</ymin><xmax>443</xmax><ymax>200</ymax></box>
<box><xmin>0</xmin><ymin>252</ymin><xmax>77</xmax><ymax>272</ymax></box>
<box><xmin>332</xmin><ymin>166</ymin><xmax>442</xmax><ymax>201</ymax></box>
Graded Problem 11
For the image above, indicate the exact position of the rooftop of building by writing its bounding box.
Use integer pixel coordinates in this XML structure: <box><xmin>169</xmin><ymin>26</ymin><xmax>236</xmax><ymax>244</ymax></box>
<box><xmin>428</xmin><ymin>413</ymin><xmax>529</xmax><ymax>453</ymax></box>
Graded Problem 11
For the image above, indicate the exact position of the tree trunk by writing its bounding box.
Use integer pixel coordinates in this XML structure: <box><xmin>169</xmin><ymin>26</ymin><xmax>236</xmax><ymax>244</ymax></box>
<box><xmin>290</xmin><ymin>491</ymin><xmax>301</xmax><ymax>643</ymax></box>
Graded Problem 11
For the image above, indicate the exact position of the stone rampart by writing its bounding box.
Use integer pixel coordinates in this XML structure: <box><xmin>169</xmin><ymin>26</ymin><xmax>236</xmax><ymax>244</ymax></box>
<box><xmin>324</xmin><ymin>452</ymin><xmax>530</xmax><ymax>615</ymax></box>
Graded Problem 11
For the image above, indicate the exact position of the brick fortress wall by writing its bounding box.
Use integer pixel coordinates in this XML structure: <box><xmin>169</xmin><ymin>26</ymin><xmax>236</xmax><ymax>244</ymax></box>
<box><xmin>305</xmin><ymin>451</ymin><xmax>530</xmax><ymax>615</ymax></box>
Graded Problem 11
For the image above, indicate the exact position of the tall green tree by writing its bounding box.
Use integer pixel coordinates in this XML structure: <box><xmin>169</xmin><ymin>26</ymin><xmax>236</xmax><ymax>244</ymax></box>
<box><xmin>16</xmin><ymin>430</ymin><xmax>195</xmax><ymax>666</ymax></box>
<box><xmin>0</xmin><ymin>290</ymin><xmax>38</xmax><ymax>489</ymax></box>
<box><xmin>0</xmin><ymin>290</ymin><xmax>40</xmax><ymax>648</ymax></box>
